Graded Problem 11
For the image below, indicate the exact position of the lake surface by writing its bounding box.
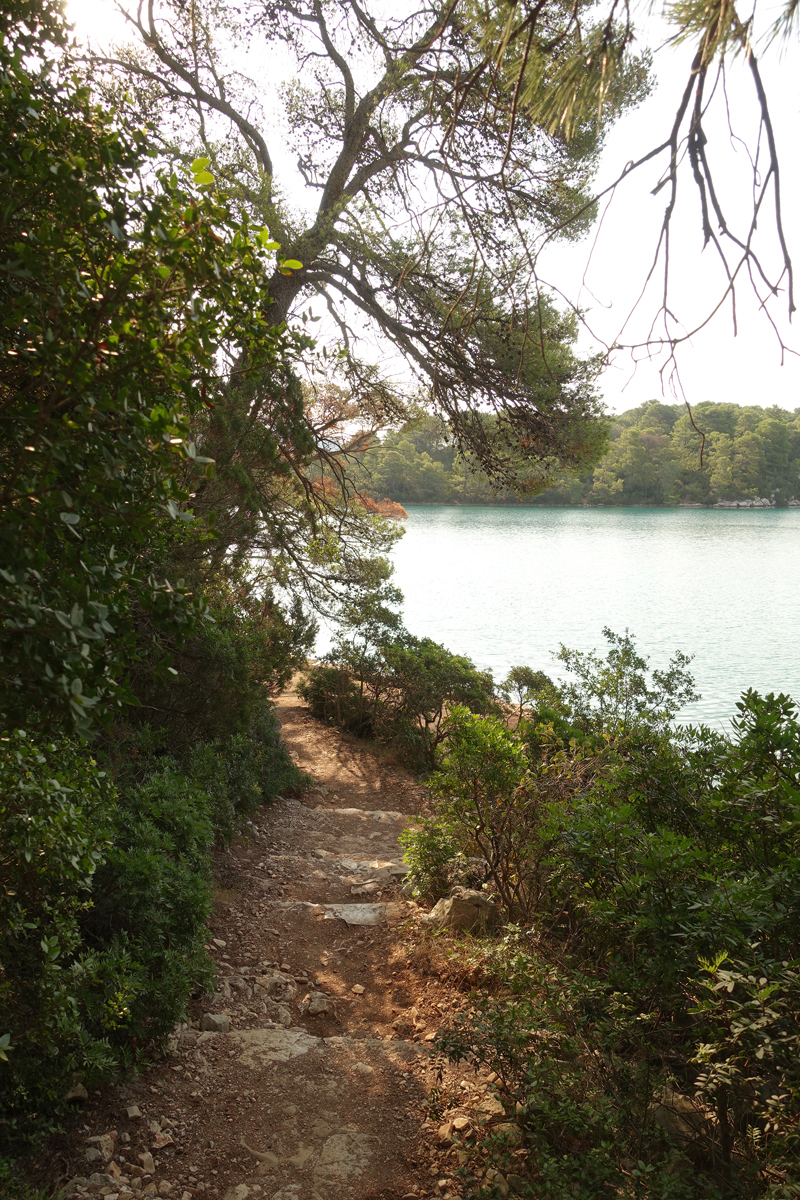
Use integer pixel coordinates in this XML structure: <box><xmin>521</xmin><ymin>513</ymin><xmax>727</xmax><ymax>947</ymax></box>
<box><xmin>363</xmin><ymin>506</ymin><xmax>800</xmax><ymax>729</ymax></box>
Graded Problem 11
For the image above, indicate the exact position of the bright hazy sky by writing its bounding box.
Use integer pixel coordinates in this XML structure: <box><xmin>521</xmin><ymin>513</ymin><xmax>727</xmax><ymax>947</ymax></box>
<box><xmin>66</xmin><ymin>0</ymin><xmax>800</xmax><ymax>416</ymax></box>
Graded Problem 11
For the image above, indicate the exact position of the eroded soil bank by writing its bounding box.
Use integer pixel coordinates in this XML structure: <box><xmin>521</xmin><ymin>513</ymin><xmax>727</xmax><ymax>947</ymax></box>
<box><xmin>38</xmin><ymin>682</ymin><xmax>508</xmax><ymax>1200</ymax></box>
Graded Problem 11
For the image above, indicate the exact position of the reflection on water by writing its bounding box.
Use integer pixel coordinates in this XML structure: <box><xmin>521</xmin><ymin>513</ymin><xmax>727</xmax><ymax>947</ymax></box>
<box><xmin>318</xmin><ymin>506</ymin><xmax>800</xmax><ymax>729</ymax></box>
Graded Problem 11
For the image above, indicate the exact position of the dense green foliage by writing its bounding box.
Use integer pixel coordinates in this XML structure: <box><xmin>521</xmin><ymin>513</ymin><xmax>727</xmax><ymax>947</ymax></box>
<box><xmin>299</xmin><ymin>574</ymin><xmax>498</xmax><ymax>769</ymax></box>
<box><xmin>0</xmin><ymin>5</ymin><xmax>310</xmax><ymax>1149</ymax></box>
<box><xmin>0</xmin><ymin>4</ymin><xmax>310</xmax><ymax>734</ymax></box>
<box><xmin>404</xmin><ymin>638</ymin><xmax>800</xmax><ymax>1197</ymax></box>
<box><xmin>0</xmin><ymin>700</ymin><xmax>305</xmax><ymax>1151</ymax></box>
<box><xmin>353</xmin><ymin>402</ymin><xmax>800</xmax><ymax>507</ymax></box>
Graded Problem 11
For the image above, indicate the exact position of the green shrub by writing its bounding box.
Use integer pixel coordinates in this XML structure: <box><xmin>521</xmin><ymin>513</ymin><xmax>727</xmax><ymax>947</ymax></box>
<box><xmin>0</xmin><ymin>732</ymin><xmax>116</xmax><ymax>1148</ymax></box>
<box><xmin>300</xmin><ymin>634</ymin><xmax>499</xmax><ymax>770</ymax></box>
<box><xmin>400</xmin><ymin>817</ymin><xmax>479</xmax><ymax>900</ymax></box>
<box><xmin>298</xmin><ymin>664</ymin><xmax>370</xmax><ymax>737</ymax></box>
<box><xmin>436</xmin><ymin>941</ymin><xmax>698</xmax><ymax>1200</ymax></box>
<box><xmin>0</xmin><ymin>734</ymin><xmax>218</xmax><ymax>1151</ymax></box>
<box><xmin>83</xmin><ymin>765</ymin><xmax>214</xmax><ymax>1053</ymax></box>
<box><xmin>554</xmin><ymin>626</ymin><xmax>699</xmax><ymax>736</ymax></box>
<box><xmin>418</xmin><ymin>707</ymin><xmax>595</xmax><ymax>920</ymax></box>
<box><xmin>190</xmin><ymin>698</ymin><xmax>309</xmax><ymax>842</ymax></box>
<box><xmin>0</xmin><ymin>1155</ymin><xmax>50</xmax><ymax>1200</ymax></box>
<box><xmin>425</xmin><ymin>684</ymin><xmax>800</xmax><ymax>1195</ymax></box>
<box><xmin>102</xmin><ymin>692</ymin><xmax>307</xmax><ymax>844</ymax></box>
<box><xmin>692</xmin><ymin>953</ymin><xmax>800</xmax><ymax>1185</ymax></box>
<box><xmin>128</xmin><ymin>585</ymin><xmax>315</xmax><ymax>754</ymax></box>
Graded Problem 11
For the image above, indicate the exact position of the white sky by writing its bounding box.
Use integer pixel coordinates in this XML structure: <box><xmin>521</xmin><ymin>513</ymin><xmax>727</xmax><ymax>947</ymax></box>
<box><xmin>539</xmin><ymin>19</ymin><xmax>800</xmax><ymax>415</ymax></box>
<box><xmin>66</xmin><ymin>0</ymin><xmax>800</xmax><ymax>416</ymax></box>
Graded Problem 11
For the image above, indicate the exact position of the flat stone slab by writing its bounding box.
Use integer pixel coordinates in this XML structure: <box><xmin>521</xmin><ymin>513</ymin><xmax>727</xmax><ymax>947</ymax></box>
<box><xmin>322</xmin><ymin>856</ymin><xmax>408</xmax><ymax>878</ymax></box>
<box><xmin>313</xmin><ymin>1130</ymin><xmax>372</xmax><ymax>1187</ymax></box>
<box><xmin>327</xmin><ymin>808</ymin><xmax>407</xmax><ymax>822</ymax></box>
<box><xmin>322</xmin><ymin>902</ymin><xmax>404</xmax><ymax>926</ymax></box>
<box><xmin>231</xmin><ymin>1027</ymin><xmax>321</xmax><ymax>1067</ymax></box>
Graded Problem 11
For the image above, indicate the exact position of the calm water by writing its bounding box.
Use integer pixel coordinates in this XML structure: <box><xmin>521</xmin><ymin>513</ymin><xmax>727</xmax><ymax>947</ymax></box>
<box><xmin>375</xmin><ymin>506</ymin><xmax>800</xmax><ymax>728</ymax></box>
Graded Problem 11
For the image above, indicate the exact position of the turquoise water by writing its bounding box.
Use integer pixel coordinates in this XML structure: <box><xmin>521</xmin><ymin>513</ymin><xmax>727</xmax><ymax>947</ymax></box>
<box><xmin>382</xmin><ymin>506</ymin><xmax>800</xmax><ymax>729</ymax></box>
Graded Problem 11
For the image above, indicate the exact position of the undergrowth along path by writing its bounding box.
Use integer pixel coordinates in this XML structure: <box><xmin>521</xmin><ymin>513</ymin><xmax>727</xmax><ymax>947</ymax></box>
<box><xmin>51</xmin><ymin>681</ymin><xmax>492</xmax><ymax>1200</ymax></box>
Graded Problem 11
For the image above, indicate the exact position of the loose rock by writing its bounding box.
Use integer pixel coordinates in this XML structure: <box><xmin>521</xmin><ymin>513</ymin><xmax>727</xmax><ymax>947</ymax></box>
<box><xmin>200</xmin><ymin>1013</ymin><xmax>230</xmax><ymax>1034</ymax></box>
<box><xmin>427</xmin><ymin>887</ymin><xmax>501</xmax><ymax>933</ymax></box>
<box><xmin>253</xmin><ymin>971</ymin><xmax>296</xmax><ymax>1005</ymax></box>
<box><xmin>299</xmin><ymin>991</ymin><xmax>331</xmax><ymax>1016</ymax></box>
<box><xmin>87</xmin><ymin>1134</ymin><xmax>116</xmax><ymax>1161</ymax></box>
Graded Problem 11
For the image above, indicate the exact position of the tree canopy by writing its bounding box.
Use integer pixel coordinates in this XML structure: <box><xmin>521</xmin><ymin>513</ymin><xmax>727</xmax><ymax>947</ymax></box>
<box><xmin>351</xmin><ymin>401</ymin><xmax>800</xmax><ymax>506</ymax></box>
<box><xmin>0</xmin><ymin>4</ymin><xmax>290</xmax><ymax>730</ymax></box>
<box><xmin>89</xmin><ymin>0</ymin><xmax>649</xmax><ymax>487</ymax></box>
<box><xmin>468</xmin><ymin>0</ymin><xmax>798</xmax><ymax>373</ymax></box>
<box><xmin>0</xmin><ymin>0</ymin><xmax>399</xmax><ymax>733</ymax></box>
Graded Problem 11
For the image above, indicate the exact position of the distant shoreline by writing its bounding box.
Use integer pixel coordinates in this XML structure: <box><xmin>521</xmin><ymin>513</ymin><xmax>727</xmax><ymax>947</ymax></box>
<box><xmin>396</xmin><ymin>500</ymin><xmax>800</xmax><ymax>511</ymax></box>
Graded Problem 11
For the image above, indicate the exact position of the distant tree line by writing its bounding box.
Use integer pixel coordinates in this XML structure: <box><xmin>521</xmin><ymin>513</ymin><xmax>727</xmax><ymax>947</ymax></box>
<box><xmin>353</xmin><ymin>402</ymin><xmax>800</xmax><ymax>507</ymax></box>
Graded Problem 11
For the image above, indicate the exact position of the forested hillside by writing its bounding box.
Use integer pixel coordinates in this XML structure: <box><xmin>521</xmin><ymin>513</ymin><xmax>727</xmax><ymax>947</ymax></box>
<box><xmin>353</xmin><ymin>402</ymin><xmax>800</xmax><ymax>507</ymax></box>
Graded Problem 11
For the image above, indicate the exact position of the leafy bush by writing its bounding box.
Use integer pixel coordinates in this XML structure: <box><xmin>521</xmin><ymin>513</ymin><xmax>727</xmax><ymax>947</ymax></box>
<box><xmin>420</xmin><ymin>644</ymin><xmax>800</xmax><ymax>1195</ymax></box>
<box><xmin>692</xmin><ymin>953</ymin><xmax>800</xmax><ymax>1183</ymax></box>
<box><xmin>0</xmin><ymin>733</ymin><xmax>116</xmax><ymax>1147</ymax></box>
<box><xmin>298</xmin><ymin>664</ymin><xmax>370</xmax><ymax>737</ymax></box>
<box><xmin>300</xmin><ymin>585</ymin><xmax>499</xmax><ymax>769</ymax></box>
<box><xmin>128</xmin><ymin>580</ymin><xmax>315</xmax><ymax>753</ymax></box>
<box><xmin>81</xmin><ymin>765</ymin><xmax>215</xmax><ymax>1055</ymax></box>
<box><xmin>0</xmin><ymin>735</ymin><xmax>218</xmax><ymax>1150</ymax></box>
<box><xmin>189</xmin><ymin>698</ymin><xmax>309</xmax><ymax>843</ymax></box>
<box><xmin>0</xmin><ymin>1155</ymin><xmax>50</xmax><ymax>1200</ymax></box>
<box><xmin>553</xmin><ymin>626</ymin><xmax>700</xmax><ymax>736</ymax></box>
<box><xmin>436</xmin><ymin>941</ymin><xmax>700</xmax><ymax>1200</ymax></box>
<box><xmin>0</xmin><ymin>690</ymin><xmax>304</xmax><ymax>1149</ymax></box>
<box><xmin>405</xmin><ymin>707</ymin><xmax>598</xmax><ymax>919</ymax></box>
<box><xmin>400</xmin><ymin>817</ymin><xmax>486</xmax><ymax>901</ymax></box>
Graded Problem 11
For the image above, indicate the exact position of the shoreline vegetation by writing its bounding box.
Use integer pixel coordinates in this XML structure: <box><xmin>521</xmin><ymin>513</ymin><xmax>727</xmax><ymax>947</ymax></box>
<box><xmin>302</xmin><ymin>626</ymin><xmax>800</xmax><ymax>1197</ymax></box>
<box><xmin>353</xmin><ymin>400</ymin><xmax>800</xmax><ymax>511</ymax></box>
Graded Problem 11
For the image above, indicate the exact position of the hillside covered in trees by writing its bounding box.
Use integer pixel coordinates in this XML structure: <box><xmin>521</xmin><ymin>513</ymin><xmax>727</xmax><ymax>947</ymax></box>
<box><xmin>353</xmin><ymin>401</ymin><xmax>800</xmax><ymax>507</ymax></box>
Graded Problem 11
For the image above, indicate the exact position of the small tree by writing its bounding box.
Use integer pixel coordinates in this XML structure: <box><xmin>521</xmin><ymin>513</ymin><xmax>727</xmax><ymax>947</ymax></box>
<box><xmin>501</xmin><ymin>666</ymin><xmax>555</xmax><ymax>722</ymax></box>
<box><xmin>425</xmin><ymin>706</ymin><xmax>577</xmax><ymax>920</ymax></box>
<box><xmin>555</xmin><ymin>628</ymin><xmax>699</xmax><ymax>736</ymax></box>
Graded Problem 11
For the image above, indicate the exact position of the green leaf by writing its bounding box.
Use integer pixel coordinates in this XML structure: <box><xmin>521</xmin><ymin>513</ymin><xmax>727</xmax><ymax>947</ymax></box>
<box><xmin>280</xmin><ymin>259</ymin><xmax>303</xmax><ymax>271</ymax></box>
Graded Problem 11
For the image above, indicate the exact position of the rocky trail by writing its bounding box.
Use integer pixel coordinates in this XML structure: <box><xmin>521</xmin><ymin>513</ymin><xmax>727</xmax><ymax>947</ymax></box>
<box><xmin>48</xmin><ymin>682</ymin><xmax>513</xmax><ymax>1200</ymax></box>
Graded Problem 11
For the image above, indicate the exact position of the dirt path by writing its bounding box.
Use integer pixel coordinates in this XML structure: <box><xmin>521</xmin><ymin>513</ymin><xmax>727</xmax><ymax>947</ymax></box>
<box><xmin>51</xmin><ymin>683</ymin><xmax>494</xmax><ymax>1200</ymax></box>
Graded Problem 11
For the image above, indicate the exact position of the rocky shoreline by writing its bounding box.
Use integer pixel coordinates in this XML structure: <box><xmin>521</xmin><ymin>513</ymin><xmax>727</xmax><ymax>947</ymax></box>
<box><xmin>680</xmin><ymin>496</ymin><xmax>800</xmax><ymax>509</ymax></box>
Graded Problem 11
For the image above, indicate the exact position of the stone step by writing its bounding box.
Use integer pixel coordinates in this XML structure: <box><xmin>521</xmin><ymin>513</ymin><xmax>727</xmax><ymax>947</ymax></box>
<box><xmin>317</xmin><ymin>806</ymin><xmax>408</xmax><ymax>822</ymax></box>
<box><xmin>268</xmin><ymin>899</ymin><xmax>407</xmax><ymax>926</ymax></box>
